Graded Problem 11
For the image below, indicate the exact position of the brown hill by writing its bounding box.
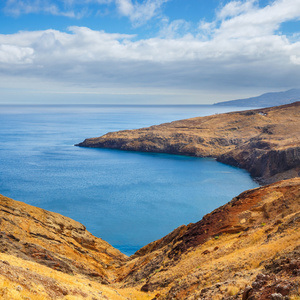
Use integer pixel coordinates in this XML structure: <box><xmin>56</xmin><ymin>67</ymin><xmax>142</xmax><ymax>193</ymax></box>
<box><xmin>76</xmin><ymin>102</ymin><xmax>300</xmax><ymax>184</ymax></box>
<box><xmin>0</xmin><ymin>194</ymin><xmax>130</xmax><ymax>299</ymax></box>
<box><xmin>0</xmin><ymin>178</ymin><xmax>299</xmax><ymax>299</ymax></box>
<box><xmin>116</xmin><ymin>177</ymin><xmax>300</xmax><ymax>300</ymax></box>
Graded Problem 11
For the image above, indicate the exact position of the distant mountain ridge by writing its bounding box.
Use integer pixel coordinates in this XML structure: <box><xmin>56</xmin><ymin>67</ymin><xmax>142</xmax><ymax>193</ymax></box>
<box><xmin>214</xmin><ymin>88</ymin><xmax>300</xmax><ymax>107</ymax></box>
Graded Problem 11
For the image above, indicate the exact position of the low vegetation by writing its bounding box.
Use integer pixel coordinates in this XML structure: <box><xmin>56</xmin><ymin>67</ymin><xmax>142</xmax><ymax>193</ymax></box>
<box><xmin>0</xmin><ymin>178</ymin><xmax>299</xmax><ymax>299</ymax></box>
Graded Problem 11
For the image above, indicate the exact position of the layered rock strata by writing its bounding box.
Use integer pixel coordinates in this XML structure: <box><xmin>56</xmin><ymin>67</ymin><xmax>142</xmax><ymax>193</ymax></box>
<box><xmin>0</xmin><ymin>194</ymin><xmax>127</xmax><ymax>285</ymax></box>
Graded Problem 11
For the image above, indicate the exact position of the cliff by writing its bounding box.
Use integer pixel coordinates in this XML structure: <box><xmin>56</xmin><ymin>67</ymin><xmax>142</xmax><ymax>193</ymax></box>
<box><xmin>76</xmin><ymin>102</ymin><xmax>300</xmax><ymax>184</ymax></box>
<box><xmin>0</xmin><ymin>178</ymin><xmax>299</xmax><ymax>299</ymax></box>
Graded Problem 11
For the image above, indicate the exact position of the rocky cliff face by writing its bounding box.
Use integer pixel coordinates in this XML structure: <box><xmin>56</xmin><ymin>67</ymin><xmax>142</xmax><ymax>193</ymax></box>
<box><xmin>76</xmin><ymin>102</ymin><xmax>300</xmax><ymax>184</ymax></box>
<box><xmin>218</xmin><ymin>144</ymin><xmax>300</xmax><ymax>184</ymax></box>
<box><xmin>0</xmin><ymin>178</ymin><xmax>299</xmax><ymax>299</ymax></box>
<box><xmin>0</xmin><ymin>194</ymin><xmax>127</xmax><ymax>284</ymax></box>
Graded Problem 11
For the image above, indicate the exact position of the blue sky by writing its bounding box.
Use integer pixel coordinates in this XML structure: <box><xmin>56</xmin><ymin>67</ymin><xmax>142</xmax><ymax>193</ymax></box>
<box><xmin>0</xmin><ymin>0</ymin><xmax>300</xmax><ymax>104</ymax></box>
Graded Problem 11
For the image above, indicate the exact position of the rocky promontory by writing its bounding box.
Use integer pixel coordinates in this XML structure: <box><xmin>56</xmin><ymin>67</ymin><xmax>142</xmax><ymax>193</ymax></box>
<box><xmin>76</xmin><ymin>102</ymin><xmax>300</xmax><ymax>185</ymax></box>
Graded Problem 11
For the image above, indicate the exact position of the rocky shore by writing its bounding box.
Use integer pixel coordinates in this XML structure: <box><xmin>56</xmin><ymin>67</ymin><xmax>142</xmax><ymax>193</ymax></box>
<box><xmin>76</xmin><ymin>102</ymin><xmax>300</xmax><ymax>185</ymax></box>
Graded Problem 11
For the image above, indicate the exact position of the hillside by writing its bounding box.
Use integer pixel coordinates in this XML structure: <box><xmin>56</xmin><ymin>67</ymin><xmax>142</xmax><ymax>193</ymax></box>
<box><xmin>214</xmin><ymin>89</ymin><xmax>300</xmax><ymax>107</ymax></box>
<box><xmin>0</xmin><ymin>194</ymin><xmax>153</xmax><ymax>299</ymax></box>
<box><xmin>76</xmin><ymin>102</ymin><xmax>300</xmax><ymax>184</ymax></box>
<box><xmin>0</xmin><ymin>178</ymin><xmax>299</xmax><ymax>299</ymax></box>
<box><xmin>117</xmin><ymin>177</ymin><xmax>300</xmax><ymax>299</ymax></box>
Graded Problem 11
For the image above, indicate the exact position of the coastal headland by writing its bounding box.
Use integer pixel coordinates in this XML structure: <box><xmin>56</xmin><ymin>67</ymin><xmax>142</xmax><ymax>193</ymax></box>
<box><xmin>0</xmin><ymin>102</ymin><xmax>299</xmax><ymax>299</ymax></box>
<box><xmin>76</xmin><ymin>102</ymin><xmax>300</xmax><ymax>185</ymax></box>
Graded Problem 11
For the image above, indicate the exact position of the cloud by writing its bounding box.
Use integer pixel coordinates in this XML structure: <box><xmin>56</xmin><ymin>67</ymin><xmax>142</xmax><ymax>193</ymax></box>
<box><xmin>0</xmin><ymin>44</ymin><xmax>34</xmax><ymax>64</ymax></box>
<box><xmin>3</xmin><ymin>0</ymin><xmax>117</xmax><ymax>18</ymax></box>
<box><xmin>158</xmin><ymin>17</ymin><xmax>191</xmax><ymax>39</ymax></box>
<box><xmin>3</xmin><ymin>0</ymin><xmax>169</xmax><ymax>24</ymax></box>
<box><xmin>116</xmin><ymin>0</ymin><xmax>133</xmax><ymax>16</ymax></box>
<box><xmin>0</xmin><ymin>0</ymin><xmax>300</xmax><ymax>101</ymax></box>
<box><xmin>4</xmin><ymin>0</ymin><xmax>78</xmax><ymax>17</ymax></box>
<box><xmin>215</xmin><ymin>0</ymin><xmax>300</xmax><ymax>38</ymax></box>
<box><xmin>217</xmin><ymin>0</ymin><xmax>257</xmax><ymax>20</ymax></box>
<box><xmin>115</xmin><ymin>0</ymin><xmax>170</xmax><ymax>26</ymax></box>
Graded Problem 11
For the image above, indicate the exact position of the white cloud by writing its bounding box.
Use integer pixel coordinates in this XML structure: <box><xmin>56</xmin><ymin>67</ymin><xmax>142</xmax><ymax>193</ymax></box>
<box><xmin>0</xmin><ymin>44</ymin><xmax>34</xmax><ymax>64</ymax></box>
<box><xmin>214</xmin><ymin>0</ymin><xmax>300</xmax><ymax>38</ymax></box>
<box><xmin>4</xmin><ymin>0</ymin><xmax>77</xmax><ymax>17</ymax></box>
<box><xmin>0</xmin><ymin>0</ymin><xmax>300</xmax><ymax>101</ymax></box>
<box><xmin>217</xmin><ymin>0</ymin><xmax>257</xmax><ymax>20</ymax></box>
<box><xmin>158</xmin><ymin>17</ymin><xmax>191</xmax><ymax>39</ymax></box>
<box><xmin>4</xmin><ymin>0</ymin><xmax>169</xmax><ymax>24</ymax></box>
<box><xmin>115</xmin><ymin>0</ymin><xmax>170</xmax><ymax>26</ymax></box>
<box><xmin>116</xmin><ymin>0</ymin><xmax>133</xmax><ymax>16</ymax></box>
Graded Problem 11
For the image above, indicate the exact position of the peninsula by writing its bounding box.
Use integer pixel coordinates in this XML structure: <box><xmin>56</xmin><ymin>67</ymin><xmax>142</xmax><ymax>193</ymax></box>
<box><xmin>76</xmin><ymin>102</ymin><xmax>300</xmax><ymax>184</ymax></box>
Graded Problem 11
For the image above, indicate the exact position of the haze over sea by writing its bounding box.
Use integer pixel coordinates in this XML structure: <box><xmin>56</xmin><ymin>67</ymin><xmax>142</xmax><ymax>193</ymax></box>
<box><xmin>0</xmin><ymin>105</ymin><xmax>259</xmax><ymax>255</ymax></box>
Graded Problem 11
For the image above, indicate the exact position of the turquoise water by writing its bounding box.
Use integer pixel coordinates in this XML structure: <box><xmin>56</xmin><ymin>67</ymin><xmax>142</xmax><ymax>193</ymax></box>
<box><xmin>0</xmin><ymin>105</ymin><xmax>259</xmax><ymax>255</ymax></box>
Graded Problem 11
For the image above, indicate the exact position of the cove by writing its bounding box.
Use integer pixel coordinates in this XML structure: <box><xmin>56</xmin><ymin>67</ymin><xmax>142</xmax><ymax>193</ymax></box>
<box><xmin>0</xmin><ymin>105</ymin><xmax>259</xmax><ymax>255</ymax></box>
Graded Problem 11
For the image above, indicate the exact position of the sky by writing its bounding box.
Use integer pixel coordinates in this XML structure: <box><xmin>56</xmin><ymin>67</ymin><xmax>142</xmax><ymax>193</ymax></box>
<box><xmin>0</xmin><ymin>0</ymin><xmax>300</xmax><ymax>104</ymax></box>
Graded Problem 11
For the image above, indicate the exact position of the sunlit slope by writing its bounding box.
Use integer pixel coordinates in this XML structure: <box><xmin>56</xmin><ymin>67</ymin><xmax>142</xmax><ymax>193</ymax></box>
<box><xmin>116</xmin><ymin>178</ymin><xmax>300</xmax><ymax>300</ymax></box>
<box><xmin>0</xmin><ymin>178</ymin><xmax>299</xmax><ymax>299</ymax></box>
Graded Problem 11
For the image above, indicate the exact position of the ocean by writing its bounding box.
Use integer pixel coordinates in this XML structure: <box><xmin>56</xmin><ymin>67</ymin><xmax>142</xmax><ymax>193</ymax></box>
<box><xmin>0</xmin><ymin>105</ymin><xmax>259</xmax><ymax>255</ymax></box>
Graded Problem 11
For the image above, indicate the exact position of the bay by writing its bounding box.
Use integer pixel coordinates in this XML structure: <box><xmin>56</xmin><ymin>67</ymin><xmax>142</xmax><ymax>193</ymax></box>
<box><xmin>0</xmin><ymin>105</ymin><xmax>259</xmax><ymax>255</ymax></box>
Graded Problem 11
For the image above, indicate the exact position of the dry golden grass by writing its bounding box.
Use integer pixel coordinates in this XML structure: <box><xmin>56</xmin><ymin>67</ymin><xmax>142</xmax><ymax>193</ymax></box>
<box><xmin>226</xmin><ymin>285</ymin><xmax>240</xmax><ymax>296</ymax></box>
<box><xmin>136</xmin><ymin>220</ymin><xmax>299</xmax><ymax>298</ymax></box>
<box><xmin>0</xmin><ymin>193</ymin><xmax>127</xmax><ymax>285</ymax></box>
<box><xmin>1</xmin><ymin>179</ymin><xmax>299</xmax><ymax>299</ymax></box>
<box><xmin>0</xmin><ymin>252</ymin><xmax>156</xmax><ymax>300</ymax></box>
<box><xmin>290</xmin><ymin>286</ymin><xmax>300</xmax><ymax>300</ymax></box>
<box><xmin>0</xmin><ymin>276</ymin><xmax>51</xmax><ymax>300</ymax></box>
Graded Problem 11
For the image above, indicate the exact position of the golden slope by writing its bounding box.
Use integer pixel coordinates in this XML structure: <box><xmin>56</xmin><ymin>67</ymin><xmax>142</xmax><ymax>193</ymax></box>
<box><xmin>115</xmin><ymin>178</ymin><xmax>300</xmax><ymax>299</ymax></box>
<box><xmin>0</xmin><ymin>194</ymin><xmax>127</xmax><ymax>283</ymax></box>
<box><xmin>0</xmin><ymin>180</ymin><xmax>299</xmax><ymax>299</ymax></box>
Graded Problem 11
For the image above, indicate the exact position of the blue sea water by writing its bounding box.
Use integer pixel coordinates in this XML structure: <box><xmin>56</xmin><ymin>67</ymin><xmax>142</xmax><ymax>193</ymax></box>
<box><xmin>0</xmin><ymin>105</ymin><xmax>259</xmax><ymax>255</ymax></box>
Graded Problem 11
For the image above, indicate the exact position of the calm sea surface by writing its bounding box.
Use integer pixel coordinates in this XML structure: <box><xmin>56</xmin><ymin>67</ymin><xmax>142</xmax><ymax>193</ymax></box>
<box><xmin>0</xmin><ymin>105</ymin><xmax>259</xmax><ymax>255</ymax></box>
